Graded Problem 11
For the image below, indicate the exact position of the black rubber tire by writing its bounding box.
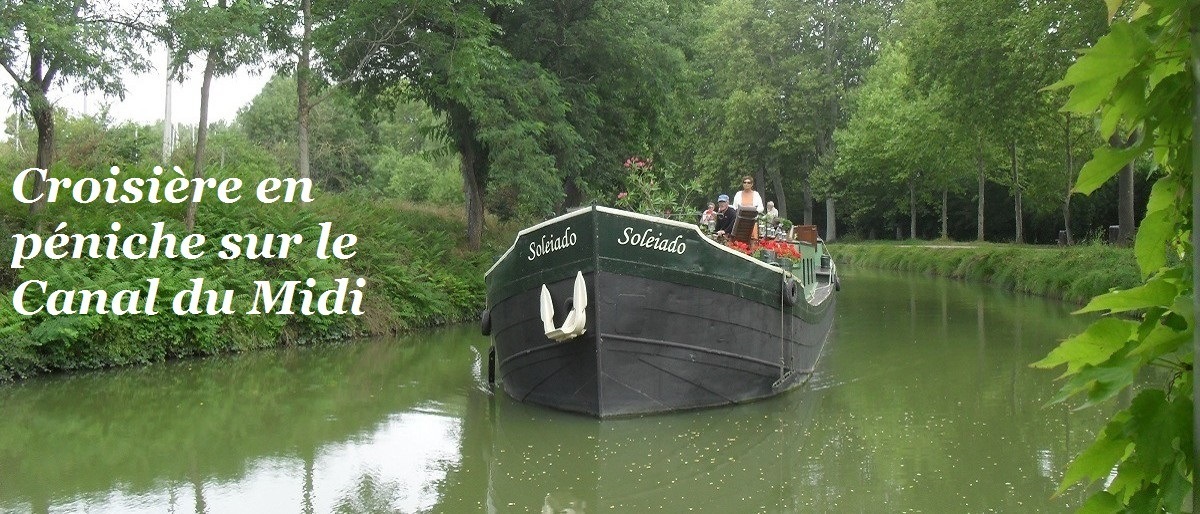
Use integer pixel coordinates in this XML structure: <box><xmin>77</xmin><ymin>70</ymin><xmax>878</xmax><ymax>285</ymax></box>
<box><xmin>480</xmin><ymin>309</ymin><xmax>492</xmax><ymax>336</ymax></box>
<box><xmin>782</xmin><ymin>278</ymin><xmax>800</xmax><ymax>306</ymax></box>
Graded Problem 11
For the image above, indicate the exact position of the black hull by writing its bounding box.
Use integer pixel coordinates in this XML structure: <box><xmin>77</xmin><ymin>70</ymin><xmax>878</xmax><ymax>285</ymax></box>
<box><xmin>492</xmin><ymin>271</ymin><xmax>836</xmax><ymax>417</ymax></box>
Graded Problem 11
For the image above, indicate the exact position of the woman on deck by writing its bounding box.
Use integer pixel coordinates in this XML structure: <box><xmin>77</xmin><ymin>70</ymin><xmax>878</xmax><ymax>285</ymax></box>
<box><xmin>732</xmin><ymin>176</ymin><xmax>764</xmax><ymax>213</ymax></box>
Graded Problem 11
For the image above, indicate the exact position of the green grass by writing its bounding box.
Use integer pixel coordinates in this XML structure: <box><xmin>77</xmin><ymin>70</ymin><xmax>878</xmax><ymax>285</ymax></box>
<box><xmin>831</xmin><ymin>241</ymin><xmax>1140</xmax><ymax>304</ymax></box>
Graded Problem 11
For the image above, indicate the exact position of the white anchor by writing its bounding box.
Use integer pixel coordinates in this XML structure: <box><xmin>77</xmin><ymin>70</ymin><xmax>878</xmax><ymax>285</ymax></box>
<box><xmin>540</xmin><ymin>271</ymin><xmax>588</xmax><ymax>341</ymax></box>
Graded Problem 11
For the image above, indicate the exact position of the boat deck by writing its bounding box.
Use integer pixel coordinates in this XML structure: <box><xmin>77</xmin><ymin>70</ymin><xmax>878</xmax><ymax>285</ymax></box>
<box><xmin>812</xmin><ymin>269</ymin><xmax>838</xmax><ymax>305</ymax></box>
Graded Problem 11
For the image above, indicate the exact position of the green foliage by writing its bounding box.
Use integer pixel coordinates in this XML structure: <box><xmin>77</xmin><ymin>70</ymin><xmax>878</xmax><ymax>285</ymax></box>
<box><xmin>163</xmin><ymin>0</ymin><xmax>268</xmax><ymax>79</ymax></box>
<box><xmin>1036</xmin><ymin>0</ymin><xmax>1195</xmax><ymax>510</ymax></box>
<box><xmin>318</xmin><ymin>0</ymin><xmax>697</xmax><ymax>245</ymax></box>
<box><xmin>832</xmin><ymin>42</ymin><xmax>970</xmax><ymax>233</ymax></box>
<box><xmin>371</xmin><ymin>95</ymin><xmax>462</xmax><ymax>203</ymax></box>
<box><xmin>0</xmin><ymin>0</ymin><xmax>152</xmax><ymax>100</ymax></box>
<box><xmin>833</xmin><ymin>0</ymin><xmax>1111</xmax><ymax>243</ymax></box>
<box><xmin>695</xmin><ymin>0</ymin><xmax>894</xmax><ymax>216</ymax></box>
<box><xmin>612</xmin><ymin>157</ymin><xmax>703</xmax><ymax>218</ymax></box>
<box><xmin>377</xmin><ymin>151</ymin><xmax>461</xmax><ymax>205</ymax></box>
<box><xmin>237</xmin><ymin>74</ymin><xmax>375</xmax><ymax>189</ymax></box>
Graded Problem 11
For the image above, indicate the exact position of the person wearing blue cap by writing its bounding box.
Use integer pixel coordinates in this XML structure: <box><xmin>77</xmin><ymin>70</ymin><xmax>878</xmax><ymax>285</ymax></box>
<box><xmin>715</xmin><ymin>194</ymin><xmax>736</xmax><ymax>234</ymax></box>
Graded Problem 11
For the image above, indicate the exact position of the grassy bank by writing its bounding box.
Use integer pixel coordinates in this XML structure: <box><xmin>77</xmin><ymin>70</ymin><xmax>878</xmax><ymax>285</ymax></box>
<box><xmin>831</xmin><ymin>241</ymin><xmax>1141</xmax><ymax>304</ymax></box>
<box><xmin>0</xmin><ymin>168</ymin><xmax>518</xmax><ymax>381</ymax></box>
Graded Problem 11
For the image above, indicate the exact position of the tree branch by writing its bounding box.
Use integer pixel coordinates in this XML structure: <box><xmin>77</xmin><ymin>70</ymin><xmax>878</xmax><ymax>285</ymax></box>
<box><xmin>41</xmin><ymin>66</ymin><xmax>57</xmax><ymax>92</ymax></box>
<box><xmin>0</xmin><ymin>59</ymin><xmax>25</xmax><ymax>89</ymax></box>
<box><xmin>311</xmin><ymin>7</ymin><xmax>419</xmax><ymax>109</ymax></box>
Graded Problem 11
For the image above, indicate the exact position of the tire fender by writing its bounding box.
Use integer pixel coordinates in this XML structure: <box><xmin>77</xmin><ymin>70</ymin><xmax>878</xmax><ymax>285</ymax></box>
<box><xmin>783</xmin><ymin>277</ymin><xmax>800</xmax><ymax>306</ymax></box>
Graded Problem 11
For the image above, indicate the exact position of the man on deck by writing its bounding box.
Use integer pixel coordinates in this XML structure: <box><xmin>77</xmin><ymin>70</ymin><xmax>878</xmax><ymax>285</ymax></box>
<box><xmin>715</xmin><ymin>194</ymin><xmax>736</xmax><ymax>235</ymax></box>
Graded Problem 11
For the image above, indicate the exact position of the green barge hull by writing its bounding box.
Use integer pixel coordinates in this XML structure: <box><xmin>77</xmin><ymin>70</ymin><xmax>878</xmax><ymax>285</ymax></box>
<box><xmin>483</xmin><ymin>206</ymin><xmax>837</xmax><ymax>417</ymax></box>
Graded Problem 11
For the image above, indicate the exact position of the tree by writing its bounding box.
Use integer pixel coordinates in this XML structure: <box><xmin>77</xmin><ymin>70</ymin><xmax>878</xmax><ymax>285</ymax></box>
<box><xmin>907</xmin><ymin>0</ymin><xmax>1108</xmax><ymax>244</ymax></box>
<box><xmin>258</xmin><ymin>0</ymin><xmax>325</xmax><ymax>183</ymax></box>
<box><xmin>1012</xmin><ymin>0</ymin><xmax>1107</xmax><ymax>244</ymax></box>
<box><xmin>0</xmin><ymin>0</ymin><xmax>150</xmax><ymax>220</ymax></box>
<box><xmin>294</xmin><ymin>0</ymin><xmax>312</xmax><ymax>182</ymax></box>
<box><xmin>833</xmin><ymin>42</ymin><xmax>967</xmax><ymax>240</ymax></box>
<box><xmin>907</xmin><ymin>0</ymin><xmax>1018</xmax><ymax>241</ymax></box>
<box><xmin>487</xmin><ymin>0</ymin><xmax>693</xmax><ymax>211</ymax></box>
<box><xmin>236</xmin><ymin>73</ymin><xmax>373</xmax><ymax>189</ymax></box>
<box><xmin>320</xmin><ymin>0</ymin><xmax>691</xmax><ymax>249</ymax></box>
<box><xmin>1035</xmin><ymin>0</ymin><xmax>1195</xmax><ymax>509</ymax></box>
<box><xmin>165</xmin><ymin>0</ymin><xmax>267</xmax><ymax>231</ymax></box>
<box><xmin>696</xmin><ymin>0</ymin><xmax>893</xmax><ymax>230</ymax></box>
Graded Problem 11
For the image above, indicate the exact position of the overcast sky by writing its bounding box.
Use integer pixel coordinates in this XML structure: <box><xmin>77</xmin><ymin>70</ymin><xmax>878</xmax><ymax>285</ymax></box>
<box><xmin>1</xmin><ymin>46</ymin><xmax>272</xmax><ymax>137</ymax></box>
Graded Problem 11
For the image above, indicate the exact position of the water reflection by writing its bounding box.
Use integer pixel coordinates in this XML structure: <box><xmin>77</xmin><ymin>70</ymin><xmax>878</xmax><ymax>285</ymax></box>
<box><xmin>0</xmin><ymin>334</ymin><xmax>473</xmax><ymax>513</ymax></box>
<box><xmin>452</xmin><ymin>391</ymin><xmax>819</xmax><ymax>513</ymax></box>
<box><xmin>0</xmin><ymin>270</ymin><xmax>1116</xmax><ymax>513</ymax></box>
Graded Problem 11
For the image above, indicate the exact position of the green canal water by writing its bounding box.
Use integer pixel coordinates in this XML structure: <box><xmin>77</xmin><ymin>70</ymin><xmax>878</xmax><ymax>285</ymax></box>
<box><xmin>0</xmin><ymin>270</ymin><xmax>1120</xmax><ymax>513</ymax></box>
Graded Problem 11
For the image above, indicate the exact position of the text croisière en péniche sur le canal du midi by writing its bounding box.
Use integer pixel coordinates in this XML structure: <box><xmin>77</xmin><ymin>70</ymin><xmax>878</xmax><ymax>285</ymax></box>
<box><xmin>8</xmin><ymin>166</ymin><xmax>365</xmax><ymax>317</ymax></box>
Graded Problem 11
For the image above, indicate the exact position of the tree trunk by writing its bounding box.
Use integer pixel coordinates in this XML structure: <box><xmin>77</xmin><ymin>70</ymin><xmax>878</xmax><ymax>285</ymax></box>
<box><xmin>461</xmin><ymin>143</ymin><xmax>484</xmax><ymax>250</ymax></box>
<box><xmin>446</xmin><ymin>102</ymin><xmax>485</xmax><ymax>249</ymax></box>
<box><xmin>29</xmin><ymin>98</ymin><xmax>53</xmax><ymax>219</ymax></box>
<box><xmin>825</xmin><ymin>198</ymin><xmax>836</xmax><ymax>242</ymax></box>
<box><xmin>296</xmin><ymin>0</ymin><xmax>312</xmax><ymax>181</ymax></box>
<box><xmin>768</xmin><ymin>167</ymin><xmax>786</xmax><ymax>219</ymax></box>
<box><xmin>162</xmin><ymin>70</ymin><xmax>174</xmax><ymax>163</ymax></box>
<box><xmin>976</xmin><ymin>135</ymin><xmax>986</xmax><ymax>241</ymax></box>
<box><xmin>1012</xmin><ymin>141</ymin><xmax>1023</xmax><ymax>244</ymax></box>
<box><xmin>802</xmin><ymin>176</ymin><xmax>813</xmax><ymax>225</ymax></box>
<box><xmin>1063</xmin><ymin>114</ymin><xmax>1073</xmax><ymax>245</ymax></box>
<box><xmin>1113</xmin><ymin>132</ymin><xmax>1136</xmax><ymax>246</ymax></box>
<box><xmin>562</xmin><ymin>176</ymin><xmax>582</xmax><ymax>209</ymax></box>
<box><xmin>185</xmin><ymin>49</ymin><xmax>217</xmax><ymax>232</ymax></box>
<box><xmin>908</xmin><ymin>179</ymin><xmax>916</xmax><ymax>239</ymax></box>
<box><xmin>941</xmin><ymin>188</ymin><xmax>948</xmax><ymax>240</ymax></box>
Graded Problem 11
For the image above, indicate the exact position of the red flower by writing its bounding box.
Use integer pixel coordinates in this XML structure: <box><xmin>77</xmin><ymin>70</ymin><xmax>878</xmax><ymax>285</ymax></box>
<box><xmin>727</xmin><ymin>240</ymin><xmax>752</xmax><ymax>254</ymax></box>
<box><xmin>617</xmin><ymin>191</ymin><xmax>628</xmax><ymax>200</ymax></box>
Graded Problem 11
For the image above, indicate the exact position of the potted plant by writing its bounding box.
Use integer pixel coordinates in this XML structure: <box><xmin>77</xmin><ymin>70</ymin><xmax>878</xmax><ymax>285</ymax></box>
<box><xmin>778</xmin><ymin>219</ymin><xmax>794</xmax><ymax>239</ymax></box>
<box><xmin>777</xmin><ymin>256</ymin><xmax>795</xmax><ymax>271</ymax></box>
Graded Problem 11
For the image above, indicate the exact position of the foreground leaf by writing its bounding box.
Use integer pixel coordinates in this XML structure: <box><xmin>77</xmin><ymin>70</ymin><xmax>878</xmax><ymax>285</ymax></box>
<box><xmin>1076</xmin><ymin>278</ymin><xmax>1178</xmax><ymax>314</ymax></box>
<box><xmin>1060</xmin><ymin>415</ymin><xmax>1131</xmax><ymax>494</ymax></box>
<box><xmin>1078</xmin><ymin>491</ymin><xmax>1121</xmax><ymax>514</ymax></box>
<box><xmin>1133</xmin><ymin>209</ymin><xmax>1176</xmax><ymax>275</ymax></box>
<box><xmin>1073</xmin><ymin>142</ymin><xmax>1150</xmax><ymax>195</ymax></box>
<box><xmin>1033</xmin><ymin>318</ymin><xmax>1134</xmax><ymax>373</ymax></box>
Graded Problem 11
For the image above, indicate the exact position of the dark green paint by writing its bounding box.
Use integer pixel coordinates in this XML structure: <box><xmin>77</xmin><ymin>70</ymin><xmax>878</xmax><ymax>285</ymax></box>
<box><xmin>487</xmin><ymin>207</ymin><xmax>825</xmax><ymax>312</ymax></box>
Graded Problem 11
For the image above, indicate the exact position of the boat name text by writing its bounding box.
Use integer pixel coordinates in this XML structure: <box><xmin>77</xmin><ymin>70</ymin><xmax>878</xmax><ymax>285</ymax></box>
<box><xmin>617</xmin><ymin>227</ymin><xmax>686</xmax><ymax>254</ymax></box>
<box><xmin>528</xmin><ymin>227</ymin><xmax>578</xmax><ymax>261</ymax></box>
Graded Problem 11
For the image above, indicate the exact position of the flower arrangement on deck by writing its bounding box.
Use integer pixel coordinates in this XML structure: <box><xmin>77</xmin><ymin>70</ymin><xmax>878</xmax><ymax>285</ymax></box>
<box><xmin>724</xmin><ymin>238</ymin><xmax>802</xmax><ymax>267</ymax></box>
<box><xmin>757</xmin><ymin>239</ymin><xmax>801</xmax><ymax>259</ymax></box>
<box><xmin>613</xmin><ymin>156</ymin><xmax>702</xmax><ymax>218</ymax></box>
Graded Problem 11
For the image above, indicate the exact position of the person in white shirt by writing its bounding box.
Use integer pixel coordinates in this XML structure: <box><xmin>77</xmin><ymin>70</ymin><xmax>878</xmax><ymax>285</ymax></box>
<box><xmin>732</xmin><ymin>175</ymin><xmax>764</xmax><ymax>213</ymax></box>
<box><xmin>765</xmin><ymin>201</ymin><xmax>779</xmax><ymax>219</ymax></box>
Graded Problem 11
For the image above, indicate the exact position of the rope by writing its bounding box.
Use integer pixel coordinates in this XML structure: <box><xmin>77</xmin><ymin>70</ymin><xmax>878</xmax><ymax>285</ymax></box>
<box><xmin>779</xmin><ymin>271</ymin><xmax>787</xmax><ymax>381</ymax></box>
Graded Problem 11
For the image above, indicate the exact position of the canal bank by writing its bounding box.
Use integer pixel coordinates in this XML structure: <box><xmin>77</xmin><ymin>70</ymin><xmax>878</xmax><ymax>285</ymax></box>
<box><xmin>832</xmin><ymin>241</ymin><xmax>1141</xmax><ymax>304</ymax></box>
